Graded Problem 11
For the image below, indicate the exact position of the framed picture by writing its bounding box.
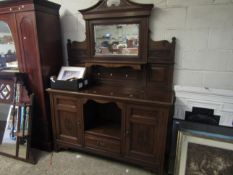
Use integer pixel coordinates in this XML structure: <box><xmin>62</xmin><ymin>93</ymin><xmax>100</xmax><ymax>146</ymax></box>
<box><xmin>174</xmin><ymin>129</ymin><xmax>233</xmax><ymax>175</ymax></box>
<box><xmin>57</xmin><ymin>66</ymin><xmax>86</xmax><ymax>81</ymax></box>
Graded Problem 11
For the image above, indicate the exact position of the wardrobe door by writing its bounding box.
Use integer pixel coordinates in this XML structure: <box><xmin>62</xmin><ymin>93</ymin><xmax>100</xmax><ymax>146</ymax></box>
<box><xmin>15</xmin><ymin>12</ymin><xmax>50</xmax><ymax>145</ymax></box>
<box><xmin>16</xmin><ymin>11</ymin><xmax>45</xmax><ymax>115</ymax></box>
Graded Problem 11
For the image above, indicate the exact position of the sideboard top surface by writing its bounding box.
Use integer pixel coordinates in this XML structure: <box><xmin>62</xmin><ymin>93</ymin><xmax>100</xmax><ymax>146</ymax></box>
<box><xmin>47</xmin><ymin>84</ymin><xmax>174</xmax><ymax>106</ymax></box>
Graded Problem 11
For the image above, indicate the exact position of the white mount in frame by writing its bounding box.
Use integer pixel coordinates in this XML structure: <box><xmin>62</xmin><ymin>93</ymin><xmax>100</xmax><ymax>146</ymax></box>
<box><xmin>57</xmin><ymin>66</ymin><xmax>86</xmax><ymax>81</ymax></box>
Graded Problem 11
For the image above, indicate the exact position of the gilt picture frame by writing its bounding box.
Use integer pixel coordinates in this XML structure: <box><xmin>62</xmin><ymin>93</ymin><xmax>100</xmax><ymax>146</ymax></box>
<box><xmin>57</xmin><ymin>66</ymin><xmax>86</xmax><ymax>81</ymax></box>
<box><xmin>174</xmin><ymin>129</ymin><xmax>233</xmax><ymax>175</ymax></box>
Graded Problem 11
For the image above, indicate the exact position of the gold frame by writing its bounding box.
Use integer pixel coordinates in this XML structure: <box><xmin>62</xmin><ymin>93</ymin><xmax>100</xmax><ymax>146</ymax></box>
<box><xmin>174</xmin><ymin>129</ymin><xmax>233</xmax><ymax>175</ymax></box>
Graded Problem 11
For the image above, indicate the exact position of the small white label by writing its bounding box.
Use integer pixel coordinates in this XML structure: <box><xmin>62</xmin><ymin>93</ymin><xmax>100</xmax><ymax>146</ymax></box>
<box><xmin>84</xmin><ymin>80</ymin><xmax>88</xmax><ymax>85</ymax></box>
<box><xmin>78</xmin><ymin>83</ymin><xmax>83</xmax><ymax>88</ymax></box>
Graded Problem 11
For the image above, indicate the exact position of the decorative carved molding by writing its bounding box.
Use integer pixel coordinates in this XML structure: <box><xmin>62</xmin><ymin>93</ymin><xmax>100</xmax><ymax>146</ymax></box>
<box><xmin>79</xmin><ymin>0</ymin><xmax>153</xmax><ymax>20</ymax></box>
<box><xmin>0</xmin><ymin>80</ymin><xmax>14</xmax><ymax>103</ymax></box>
<box><xmin>148</xmin><ymin>37</ymin><xmax>176</xmax><ymax>64</ymax></box>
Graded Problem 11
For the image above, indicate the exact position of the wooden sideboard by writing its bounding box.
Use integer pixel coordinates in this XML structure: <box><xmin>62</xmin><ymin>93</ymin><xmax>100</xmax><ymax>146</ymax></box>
<box><xmin>47</xmin><ymin>85</ymin><xmax>174</xmax><ymax>174</ymax></box>
<box><xmin>48</xmin><ymin>0</ymin><xmax>176</xmax><ymax>174</ymax></box>
<box><xmin>47</xmin><ymin>37</ymin><xmax>176</xmax><ymax>174</ymax></box>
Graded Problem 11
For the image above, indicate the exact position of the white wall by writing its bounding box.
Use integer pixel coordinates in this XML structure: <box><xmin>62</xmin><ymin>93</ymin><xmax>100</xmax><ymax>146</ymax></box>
<box><xmin>49</xmin><ymin>0</ymin><xmax>233</xmax><ymax>126</ymax></box>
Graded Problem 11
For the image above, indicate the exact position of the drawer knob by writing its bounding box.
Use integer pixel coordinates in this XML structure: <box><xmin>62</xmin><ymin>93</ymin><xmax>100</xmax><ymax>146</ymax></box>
<box><xmin>96</xmin><ymin>140</ymin><xmax>105</xmax><ymax>146</ymax></box>
<box><xmin>125</xmin><ymin>130</ymin><xmax>131</xmax><ymax>136</ymax></box>
<box><xmin>99</xmin><ymin>141</ymin><xmax>105</xmax><ymax>146</ymax></box>
<box><xmin>96</xmin><ymin>140</ymin><xmax>100</xmax><ymax>146</ymax></box>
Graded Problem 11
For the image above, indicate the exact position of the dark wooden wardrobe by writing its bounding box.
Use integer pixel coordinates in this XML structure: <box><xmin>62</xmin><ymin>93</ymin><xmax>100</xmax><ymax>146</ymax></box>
<box><xmin>0</xmin><ymin>0</ymin><xmax>63</xmax><ymax>150</ymax></box>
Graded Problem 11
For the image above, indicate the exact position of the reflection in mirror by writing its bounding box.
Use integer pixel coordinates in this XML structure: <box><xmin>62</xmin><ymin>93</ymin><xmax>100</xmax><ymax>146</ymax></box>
<box><xmin>18</xmin><ymin>106</ymin><xmax>30</xmax><ymax>159</ymax></box>
<box><xmin>0</xmin><ymin>73</ymin><xmax>34</xmax><ymax>163</ymax></box>
<box><xmin>0</xmin><ymin>104</ymin><xmax>17</xmax><ymax>156</ymax></box>
<box><xmin>0</xmin><ymin>21</ymin><xmax>18</xmax><ymax>70</ymax></box>
<box><xmin>18</xmin><ymin>138</ymin><xmax>27</xmax><ymax>159</ymax></box>
<box><xmin>94</xmin><ymin>24</ymin><xmax>139</xmax><ymax>56</ymax></box>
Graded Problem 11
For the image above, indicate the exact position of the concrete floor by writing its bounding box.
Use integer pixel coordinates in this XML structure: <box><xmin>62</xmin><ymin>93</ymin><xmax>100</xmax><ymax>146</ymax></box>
<box><xmin>0</xmin><ymin>150</ymin><xmax>156</xmax><ymax>175</ymax></box>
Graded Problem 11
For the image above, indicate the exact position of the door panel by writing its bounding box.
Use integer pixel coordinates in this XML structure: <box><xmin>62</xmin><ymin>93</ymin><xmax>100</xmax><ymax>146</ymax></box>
<box><xmin>125</xmin><ymin>105</ymin><xmax>164</xmax><ymax>163</ymax></box>
<box><xmin>16</xmin><ymin>12</ymin><xmax>47</xmax><ymax>120</ymax></box>
<box><xmin>53</xmin><ymin>95</ymin><xmax>83</xmax><ymax>146</ymax></box>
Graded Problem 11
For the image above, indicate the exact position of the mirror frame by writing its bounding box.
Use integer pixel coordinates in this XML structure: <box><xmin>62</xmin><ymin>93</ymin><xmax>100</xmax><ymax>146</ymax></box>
<box><xmin>79</xmin><ymin>0</ymin><xmax>153</xmax><ymax>65</ymax></box>
<box><xmin>89</xmin><ymin>18</ymin><xmax>147</xmax><ymax>62</ymax></box>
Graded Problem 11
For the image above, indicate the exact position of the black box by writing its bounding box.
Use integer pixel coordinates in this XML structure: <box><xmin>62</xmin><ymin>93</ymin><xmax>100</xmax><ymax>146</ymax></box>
<box><xmin>185</xmin><ymin>107</ymin><xmax>220</xmax><ymax>125</ymax></box>
<box><xmin>50</xmin><ymin>77</ymin><xmax>89</xmax><ymax>91</ymax></box>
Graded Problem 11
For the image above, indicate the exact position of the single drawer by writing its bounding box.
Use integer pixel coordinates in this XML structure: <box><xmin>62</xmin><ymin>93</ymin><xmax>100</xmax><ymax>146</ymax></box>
<box><xmin>85</xmin><ymin>133</ymin><xmax>120</xmax><ymax>154</ymax></box>
<box><xmin>54</xmin><ymin>95</ymin><xmax>81</xmax><ymax>111</ymax></box>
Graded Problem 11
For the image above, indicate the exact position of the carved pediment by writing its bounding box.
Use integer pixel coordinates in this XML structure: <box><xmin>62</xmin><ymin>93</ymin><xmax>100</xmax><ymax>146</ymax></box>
<box><xmin>80</xmin><ymin>0</ymin><xmax>153</xmax><ymax>19</ymax></box>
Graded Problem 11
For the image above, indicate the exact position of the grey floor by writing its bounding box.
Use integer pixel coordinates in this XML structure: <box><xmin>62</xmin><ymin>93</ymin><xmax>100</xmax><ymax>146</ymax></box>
<box><xmin>0</xmin><ymin>150</ymin><xmax>155</xmax><ymax>175</ymax></box>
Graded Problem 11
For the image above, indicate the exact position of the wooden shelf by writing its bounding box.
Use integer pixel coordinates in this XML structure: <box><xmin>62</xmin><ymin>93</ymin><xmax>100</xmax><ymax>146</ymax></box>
<box><xmin>85</xmin><ymin>123</ymin><xmax>121</xmax><ymax>140</ymax></box>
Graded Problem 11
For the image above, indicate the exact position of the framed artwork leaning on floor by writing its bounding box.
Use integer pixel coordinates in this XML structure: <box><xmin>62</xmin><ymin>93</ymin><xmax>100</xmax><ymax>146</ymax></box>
<box><xmin>174</xmin><ymin>129</ymin><xmax>233</xmax><ymax>175</ymax></box>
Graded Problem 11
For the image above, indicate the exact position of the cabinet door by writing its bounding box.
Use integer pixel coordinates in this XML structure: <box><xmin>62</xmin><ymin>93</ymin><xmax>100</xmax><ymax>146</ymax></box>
<box><xmin>125</xmin><ymin>105</ymin><xmax>168</xmax><ymax>165</ymax></box>
<box><xmin>52</xmin><ymin>95</ymin><xmax>83</xmax><ymax>146</ymax></box>
<box><xmin>15</xmin><ymin>12</ymin><xmax>46</xmax><ymax>118</ymax></box>
<box><xmin>15</xmin><ymin>12</ymin><xmax>53</xmax><ymax>145</ymax></box>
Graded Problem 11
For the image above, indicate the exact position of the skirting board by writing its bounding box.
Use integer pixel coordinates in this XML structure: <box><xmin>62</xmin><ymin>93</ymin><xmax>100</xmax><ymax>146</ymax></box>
<box><xmin>174</xmin><ymin>85</ymin><xmax>233</xmax><ymax>127</ymax></box>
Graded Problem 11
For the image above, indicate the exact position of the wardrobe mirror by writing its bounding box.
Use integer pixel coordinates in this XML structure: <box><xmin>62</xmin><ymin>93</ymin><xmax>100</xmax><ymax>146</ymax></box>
<box><xmin>0</xmin><ymin>103</ymin><xmax>16</xmax><ymax>156</ymax></box>
<box><xmin>0</xmin><ymin>73</ymin><xmax>33</xmax><ymax>163</ymax></box>
<box><xmin>0</xmin><ymin>21</ymin><xmax>18</xmax><ymax>70</ymax></box>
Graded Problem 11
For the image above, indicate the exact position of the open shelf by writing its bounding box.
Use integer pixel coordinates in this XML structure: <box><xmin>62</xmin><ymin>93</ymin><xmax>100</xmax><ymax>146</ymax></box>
<box><xmin>85</xmin><ymin>123</ymin><xmax>121</xmax><ymax>140</ymax></box>
<box><xmin>84</xmin><ymin>100</ymin><xmax>122</xmax><ymax>140</ymax></box>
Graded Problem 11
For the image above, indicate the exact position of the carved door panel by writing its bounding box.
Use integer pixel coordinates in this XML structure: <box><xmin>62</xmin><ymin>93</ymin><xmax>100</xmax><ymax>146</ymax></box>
<box><xmin>125</xmin><ymin>105</ymin><xmax>164</xmax><ymax>164</ymax></box>
<box><xmin>53</xmin><ymin>95</ymin><xmax>83</xmax><ymax>146</ymax></box>
<box><xmin>15</xmin><ymin>12</ymin><xmax>53</xmax><ymax>146</ymax></box>
<box><xmin>15</xmin><ymin>12</ymin><xmax>46</xmax><ymax>118</ymax></box>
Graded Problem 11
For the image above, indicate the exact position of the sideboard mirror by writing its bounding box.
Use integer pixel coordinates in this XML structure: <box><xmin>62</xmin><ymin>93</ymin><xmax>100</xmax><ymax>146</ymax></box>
<box><xmin>77</xmin><ymin>0</ymin><xmax>153</xmax><ymax>66</ymax></box>
<box><xmin>94</xmin><ymin>23</ymin><xmax>139</xmax><ymax>56</ymax></box>
<box><xmin>0</xmin><ymin>72</ymin><xmax>34</xmax><ymax>163</ymax></box>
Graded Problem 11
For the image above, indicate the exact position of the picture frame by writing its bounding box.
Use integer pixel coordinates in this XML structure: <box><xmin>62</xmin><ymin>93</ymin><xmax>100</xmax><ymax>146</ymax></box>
<box><xmin>57</xmin><ymin>66</ymin><xmax>86</xmax><ymax>81</ymax></box>
<box><xmin>174</xmin><ymin>129</ymin><xmax>233</xmax><ymax>175</ymax></box>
